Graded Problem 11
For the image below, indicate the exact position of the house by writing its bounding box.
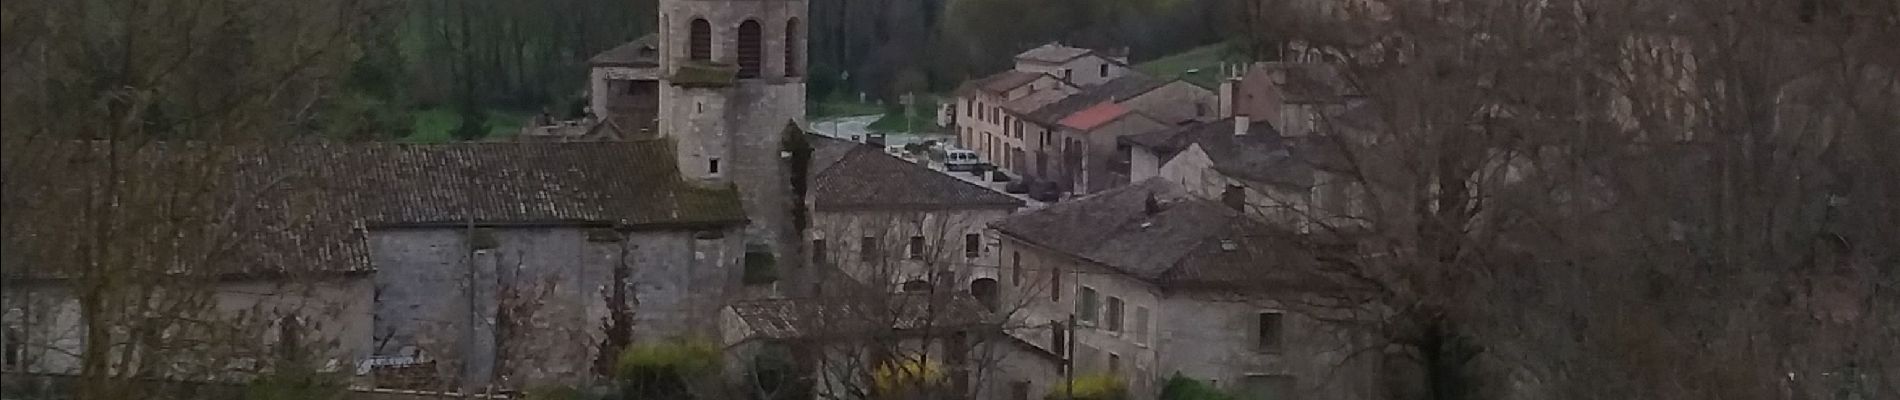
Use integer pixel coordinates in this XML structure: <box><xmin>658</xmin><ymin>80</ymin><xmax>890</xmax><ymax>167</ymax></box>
<box><xmin>989</xmin><ymin>178</ymin><xmax>1383</xmax><ymax>400</ymax></box>
<box><xmin>1</xmin><ymin>140</ymin><xmax>751</xmax><ymax>392</ymax></box>
<box><xmin>955</xmin><ymin>70</ymin><xmax>1081</xmax><ymax>175</ymax></box>
<box><xmin>1009</xmin><ymin>75</ymin><xmax>1216</xmax><ymax>195</ymax></box>
<box><xmin>1218</xmin><ymin>62</ymin><xmax>1366</xmax><ymax>138</ymax></box>
<box><xmin>587</xmin><ymin>34</ymin><xmax>663</xmax><ymax>137</ymax></box>
<box><xmin>804</xmin><ymin>135</ymin><xmax>1025</xmax><ymax>298</ymax></box>
<box><xmin>1124</xmin><ymin>116</ymin><xmax>1365</xmax><ymax>230</ymax></box>
<box><xmin>1012</xmin><ymin>43</ymin><xmax>1134</xmax><ymax>87</ymax></box>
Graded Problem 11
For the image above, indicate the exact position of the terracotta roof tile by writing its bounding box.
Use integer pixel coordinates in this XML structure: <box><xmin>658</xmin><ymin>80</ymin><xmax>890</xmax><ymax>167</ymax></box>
<box><xmin>1058</xmin><ymin>102</ymin><xmax>1131</xmax><ymax>131</ymax></box>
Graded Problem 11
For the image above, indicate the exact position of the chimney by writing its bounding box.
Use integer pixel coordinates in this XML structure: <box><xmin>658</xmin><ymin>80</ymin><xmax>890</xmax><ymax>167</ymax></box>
<box><xmin>1218</xmin><ymin>78</ymin><xmax>1236</xmax><ymax>117</ymax></box>
<box><xmin>1234</xmin><ymin>115</ymin><xmax>1251</xmax><ymax>136</ymax></box>
<box><xmin>1221</xmin><ymin>184</ymin><xmax>1246</xmax><ymax>212</ymax></box>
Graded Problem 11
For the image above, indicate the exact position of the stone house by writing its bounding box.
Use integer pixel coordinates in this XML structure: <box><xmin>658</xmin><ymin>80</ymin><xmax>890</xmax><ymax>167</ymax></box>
<box><xmin>0</xmin><ymin>140</ymin><xmax>753</xmax><ymax>393</ymax></box>
<box><xmin>1218</xmin><ymin>62</ymin><xmax>1366</xmax><ymax>138</ymax></box>
<box><xmin>588</xmin><ymin>34</ymin><xmax>663</xmax><ymax>137</ymax></box>
<box><xmin>989</xmin><ymin>178</ymin><xmax>1384</xmax><ymax>400</ymax></box>
<box><xmin>956</xmin><ymin>70</ymin><xmax>1080</xmax><ymax>174</ymax></box>
<box><xmin>1008</xmin><ymin>75</ymin><xmax>1216</xmax><ymax>195</ymax></box>
<box><xmin>1011</xmin><ymin>43</ymin><xmax>1134</xmax><ymax>87</ymax></box>
<box><xmin>804</xmin><ymin>135</ymin><xmax>1024</xmax><ymax>298</ymax></box>
<box><xmin>1054</xmin><ymin>102</ymin><xmax>1172</xmax><ymax>194</ymax></box>
<box><xmin>1124</xmin><ymin>116</ymin><xmax>1366</xmax><ymax>230</ymax></box>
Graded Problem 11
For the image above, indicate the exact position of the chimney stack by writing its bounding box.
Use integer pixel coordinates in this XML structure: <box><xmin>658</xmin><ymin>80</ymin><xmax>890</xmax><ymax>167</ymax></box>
<box><xmin>1234</xmin><ymin>115</ymin><xmax>1251</xmax><ymax>136</ymax></box>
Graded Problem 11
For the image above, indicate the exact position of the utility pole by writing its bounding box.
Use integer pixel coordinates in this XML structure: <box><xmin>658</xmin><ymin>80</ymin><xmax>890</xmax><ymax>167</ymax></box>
<box><xmin>1065</xmin><ymin>313</ymin><xmax>1076</xmax><ymax>400</ymax></box>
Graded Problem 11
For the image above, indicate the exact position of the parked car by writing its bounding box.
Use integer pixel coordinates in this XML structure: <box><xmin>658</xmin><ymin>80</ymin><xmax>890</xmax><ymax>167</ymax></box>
<box><xmin>1030</xmin><ymin>181</ymin><xmax>1063</xmax><ymax>202</ymax></box>
<box><xmin>942</xmin><ymin>149</ymin><xmax>982</xmax><ymax>172</ymax></box>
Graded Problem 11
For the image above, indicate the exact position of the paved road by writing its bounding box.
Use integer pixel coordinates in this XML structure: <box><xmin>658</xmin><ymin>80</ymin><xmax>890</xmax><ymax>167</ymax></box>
<box><xmin>809</xmin><ymin>114</ymin><xmax>1044</xmax><ymax>209</ymax></box>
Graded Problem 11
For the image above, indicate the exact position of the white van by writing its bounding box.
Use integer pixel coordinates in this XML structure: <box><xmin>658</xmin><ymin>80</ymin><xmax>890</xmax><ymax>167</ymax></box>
<box><xmin>942</xmin><ymin>149</ymin><xmax>983</xmax><ymax>172</ymax></box>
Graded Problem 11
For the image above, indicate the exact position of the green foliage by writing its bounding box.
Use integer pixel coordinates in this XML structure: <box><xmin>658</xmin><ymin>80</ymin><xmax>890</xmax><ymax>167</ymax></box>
<box><xmin>866</xmin><ymin>95</ymin><xmax>940</xmax><ymax>134</ymax></box>
<box><xmin>1136</xmin><ymin>42</ymin><xmax>1248</xmax><ymax>88</ymax></box>
<box><xmin>523</xmin><ymin>384</ymin><xmax>586</xmax><ymax>400</ymax></box>
<box><xmin>616</xmin><ymin>338</ymin><xmax>723</xmax><ymax>399</ymax></box>
<box><xmin>405</xmin><ymin>107</ymin><xmax>528</xmax><ymax>143</ymax></box>
<box><xmin>1159</xmin><ymin>373</ymin><xmax>1235</xmax><ymax>400</ymax></box>
<box><xmin>1047</xmin><ymin>374</ymin><xmax>1128</xmax><ymax>400</ymax></box>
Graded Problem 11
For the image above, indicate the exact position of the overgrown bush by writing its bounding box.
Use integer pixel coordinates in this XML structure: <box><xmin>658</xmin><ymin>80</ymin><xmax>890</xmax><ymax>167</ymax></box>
<box><xmin>1159</xmin><ymin>373</ymin><xmax>1233</xmax><ymax>400</ymax></box>
<box><xmin>616</xmin><ymin>338</ymin><xmax>723</xmax><ymax>399</ymax></box>
<box><xmin>1045</xmin><ymin>374</ymin><xmax>1126</xmax><ymax>400</ymax></box>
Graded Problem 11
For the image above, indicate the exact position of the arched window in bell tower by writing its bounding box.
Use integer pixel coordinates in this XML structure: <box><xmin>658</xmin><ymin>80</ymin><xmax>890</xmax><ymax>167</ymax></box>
<box><xmin>784</xmin><ymin>18</ymin><xmax>802</xmax><ymax>77</ymax></box>
<box><xmin>736</xmin><ymin>20</ymin><xmax>763</xmax><ymax>78</ymax></box>
<box><xmin>689</xmin><ymin>18</ymin><xmax>712</xmax><ymax>61</ymax></box>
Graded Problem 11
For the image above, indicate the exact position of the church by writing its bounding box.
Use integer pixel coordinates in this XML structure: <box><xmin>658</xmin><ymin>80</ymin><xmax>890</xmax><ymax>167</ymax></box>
<box><xmin>1</xmin><ymin>0</ymin><xmax>812</xmax><ymax>393</ymax></box>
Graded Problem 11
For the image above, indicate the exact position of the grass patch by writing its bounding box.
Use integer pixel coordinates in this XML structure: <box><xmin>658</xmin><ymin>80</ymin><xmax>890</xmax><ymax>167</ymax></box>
<box><xmin>808</xmin><ymin>98</ymin><xmax>885</xmax><ymax>119</ymax></box>
<box><xmin>866</xmin><ymin>95</ymin><xmax>942</xmax><ymax>134</ymax></box>
<box><xmin>1137</xmin><ymin>42</ymin><xmax>1249</xmax><ymax>88</ymax></box>
<box><xmin>404</xmin><ymin>107</ymin><xmax>530</xmax><ymax>143</ymax></box>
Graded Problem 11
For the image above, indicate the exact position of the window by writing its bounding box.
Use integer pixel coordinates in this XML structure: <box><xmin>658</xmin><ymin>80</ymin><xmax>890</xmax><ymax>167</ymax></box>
<box><xmin>784</xmin><ymin>18</ymin><xmax>801</xmax><ymax>77</ymax></box>
<box><xmin>1257</xmin><ymin>312</ymin><xmax>1285</xmax><ymax>352</ymax></box>
<box><xmin>1050</xmin><ymin>322</ymin><xmax>1066</xmax><ymax>355</ymax></box>
<box><xmin>1078</xmin><ymin>287</ymin><xmax>1099</xmax><ymax>323</ymax></box>
<box><xmin>689</xmin><ymin>18</ymin><xmax>712</xmax><ymax>61</ymax></box>
<box><xmin>1109</xmin><ymin>353</ymin><xmax>1121</xmax><ymax>373</ymax></box>
<box><xmin>1010</xmin><ymin>381</ymin><xmax>1032</xmax><ymax>400</ymax></box>
<box><xmin>1062</xmin><ymin>69</ymin><xmax>1072</xmax><ymax>81</ymax></box>
<box><xmin>1099</xmin><ymin>64</ymin><xmax>1109</xmax><ymax>78</ymax></box>
<box><xmin>708</xmin><ymin>158</ymin><xmax>720</xmax><ymax>174</ymax></box>
<box><xmin>3</xmin><ymin>327</ymin><xmax>21</xmax><ymax>368</ymax></box>
<box><xmin>861</xmin><ymin>236</ymin><xmax>880</xmax><ymax>261</ymax></box>
<box><xmin>908</xmin><ymin>235</ymin><xmax>925</xmax><ymax>259</ymax></box>
<box><xmin>1133</xmin><ymin>306</ymin><xmax>1150</xmax><ymax>344</ymax></box>
<box><xmin>811</xmin><ymin>239</ymin><xmax>827</xmax><ymax>264</ymax></box>
<box><xmin>1105</xmin><ymin>296</ymin><xmax>1124</xmax><ymax>332</ymax></box>
<box><xmin>964</xmin><ymin>233</ymin><xmax>981</xmax><ymax>258</ymax></box>
<box><xmin>902</xmin><ymin>280</ymin><xmax>931</xmax><ymax>292</ymax></box>
<box><xmin>276</xmin><ymin>315</ymin><xmax>305</xmax><ymax>362</ymax></box>
<box><xmin>1050</xmin><ymin>268</ymin><xmax>1062</xmax><ymax>301</ymax></box>
<box><xmin>1011</xmin><ymin>252</ymin><xmax>1023</xmax><ymax>286</ymax></box>
<box><xmin>736</xmin><ymin>20</ymin><xmax>763</xmax><ymax>78</ymax></box>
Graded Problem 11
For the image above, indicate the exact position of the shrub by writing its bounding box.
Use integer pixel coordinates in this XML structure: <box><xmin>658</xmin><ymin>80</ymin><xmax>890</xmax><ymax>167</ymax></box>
<box><xmin>873</xmin><ymin>357</ymin><xmax>947</xmax><ymax>395</ymax></box>
<box><xmin>616</xmin><ymin>338</ymin><xmax>723</xmax><ymax>399</ymax></box>
<box><xmin>1046</xmin><ymin>374</ymin><xmax>1127</xmax><ymax>400</ymax></box>
<box><xmin>1159</xmin><ymin>373</ymin><xmax>1233</xmax><ymax>400</ymax></box>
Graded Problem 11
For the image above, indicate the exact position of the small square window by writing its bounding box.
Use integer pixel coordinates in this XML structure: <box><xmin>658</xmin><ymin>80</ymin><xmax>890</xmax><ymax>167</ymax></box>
<box><xmin>1257</xmin><ymin>312</ymin><xmax>1285</xmax><ymax>352</ymax></box>
<box><xmin>708</xmin><ymin>158</ymin><xmax>721</xmax><ymax>174</ymax></box>
<box><xmin>811</xmin><ymin>239</ymin><xmax>826</xmax><ymax>264</ymax></box>
<box><xmin>964</xmin><ymin>233</ymin><xmax>981</xmax><ymax>258</ymax></box>
<box><xmin>861</xmin><ymin>236</ymin><xmax>880</xmax><ymax>261</ymax></box>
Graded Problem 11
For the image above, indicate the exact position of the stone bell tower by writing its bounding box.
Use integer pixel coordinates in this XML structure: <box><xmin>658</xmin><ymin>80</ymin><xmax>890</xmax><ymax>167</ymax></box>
<box><xmin>656</xmin><ymin>0</ymin><xmax>807</xmax><ymax>278</ymax></box>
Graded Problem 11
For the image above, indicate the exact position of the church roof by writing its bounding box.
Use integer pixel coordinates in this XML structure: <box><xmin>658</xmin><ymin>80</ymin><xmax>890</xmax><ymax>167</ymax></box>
<box><xmin>3</xmin><ymin>140</ymin><xmax>744</xmax><ymax>278</ymax></box>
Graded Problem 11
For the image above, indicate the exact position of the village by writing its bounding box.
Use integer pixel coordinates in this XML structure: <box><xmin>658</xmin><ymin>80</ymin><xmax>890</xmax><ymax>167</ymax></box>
<box><xmin>1</xmin><ymin>0</ymin><xmax>1893</xmax><ymax>400</ymax></box>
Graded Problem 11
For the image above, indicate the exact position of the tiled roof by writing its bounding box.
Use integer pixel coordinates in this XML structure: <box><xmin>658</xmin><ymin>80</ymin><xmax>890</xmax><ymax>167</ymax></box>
<box><xmin>992</xmin><ymin>178</ymin><xmax>1339</xmax><ymax>290</ymax></box>
<box><xmin>727</xmin><ymin>294</ymin><xmax>994</xmax><ymax>341</ymax></box>
<box><xmin>1118</xmin><ymin>117</ymin><xmax>1317</xmax><ymax>186</ymax></box>
<box><xmin>3</xmin><ymin>140</ymin><xmax>743</xmax><ymax>277</ymax></box>
<box><xmin>589</xmin><ymin>34</ymin><xmax>660</xmax><ymax>67</ymax></box>
<box><xmin>1014</xmin><ymin>43</ymin><xmax>1095</xmax><ymax>64</ymax></box>
<box><xmin>970</xmin><ymin>70</ymin><xmax>1050</xmax><ymax>94</ymax></box>
<box><xmin>1024</xmin><ymin>75</ymin><xmax>1163</xmax><ymax>125</ymax></box>
<box><xmin>1058</xmin><ymin>102</ymin><xmax>1131</xmax><ymax>131</ymax></box>
<box><xmin>808</xmin><ymin>134</ymin><xmax>1023</xmax><ymax>211</ymax></box>
<box><xmin>1002</xmin><ymin>89</ymin><xmax>1073</xmax><ymax>115</ymax></box>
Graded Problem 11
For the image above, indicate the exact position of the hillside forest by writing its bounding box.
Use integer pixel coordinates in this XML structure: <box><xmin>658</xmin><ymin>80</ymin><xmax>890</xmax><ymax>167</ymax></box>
<box><xmin>313</xmin><ymin>0</ymin><xmax>1246</xmax><ymax>142</ymax></box>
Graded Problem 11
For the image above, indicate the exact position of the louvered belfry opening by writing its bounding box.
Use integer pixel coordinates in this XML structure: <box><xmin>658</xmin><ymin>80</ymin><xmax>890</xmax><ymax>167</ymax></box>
<box><xmin>784</xmin><ymin>18</ymin><xmax>801</xmax><ymax>77</ymax></box>
<box><xmin>689</xmin><ymin>19</ymin><xmax>712</xmax><ymax>61</ymax></box>
<box><xmin>736</xmin><ymin>20</ymin><xmax>762</xmax><ymax>78</ymax></box>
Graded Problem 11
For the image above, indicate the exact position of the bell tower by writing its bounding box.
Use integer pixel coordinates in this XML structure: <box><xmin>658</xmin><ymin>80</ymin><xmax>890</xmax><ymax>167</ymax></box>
<box><xmin>656</xmin><ymin>0</ymin><xmax>807</xmax><ymax>272</ymax></box>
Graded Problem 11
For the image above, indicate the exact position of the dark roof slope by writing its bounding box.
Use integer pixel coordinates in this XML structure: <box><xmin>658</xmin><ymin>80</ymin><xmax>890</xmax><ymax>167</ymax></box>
<box><xmin>1015</xmin><ymin>43</ymin><xmax>1096</xmax><ymax>64</ymax></box>
<box><xmin>727</xmin><ymin>294</ymin><xmax>994</xmax><ymax>341</ymax></box>
<box><xmin>967</xmin><ymin>70</ymin><xmax>1050</xmax><ymax>95</ymax></box>
<box><xmin>808</xmin><ymin>135</ymin><xmax>1023</xmax><ymax>211</ymax></box>
<box><xmin>589</xmin><ymin>34</ymin><xmax>660</xmax><ymax>67</ymax></box>
<box><xmin>3</xmin><ymin>140</ymin><xmax>743</xmax><ymax>277</ymax></box>
<box><xmin>992</xmin><ymin>178</ymin><xmax>1337</xmax><ymax>290</ymax></box>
